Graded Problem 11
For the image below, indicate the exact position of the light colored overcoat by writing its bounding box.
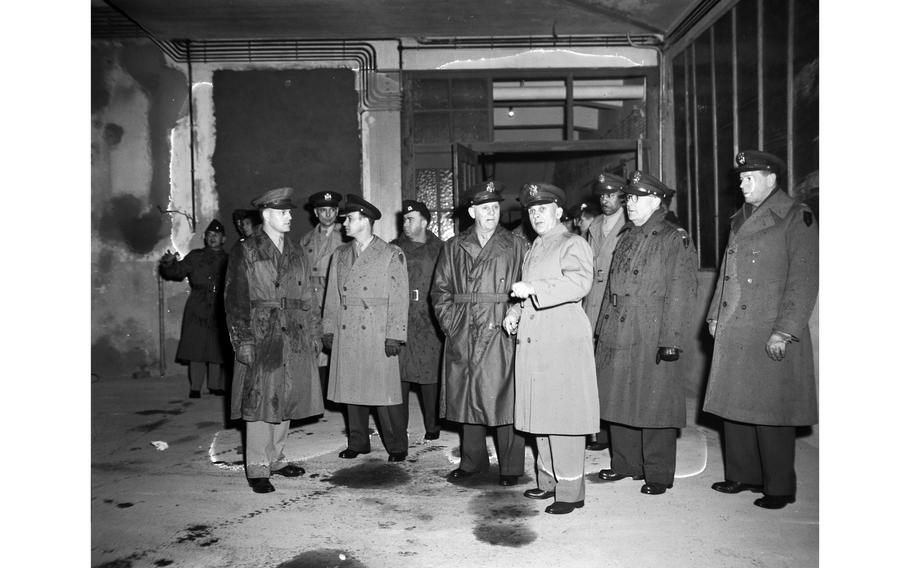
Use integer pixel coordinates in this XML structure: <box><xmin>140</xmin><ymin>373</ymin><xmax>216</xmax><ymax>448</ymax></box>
<box><xmin>323</xmin><ymin>237</ymin><xmax>409</xmax><ymax>406</ymax></box>
<box><xmin>583</xmin><ymin>211</ymin><xmax>625</xmax><ymax>328</ymax></box>
<box><xmin>703</xmin><ymin>189</ymin><xmax>819</xmax><ymax>426</ymax></box>
<box><xmin>508</xmin><ymin>225</ymin><xmax>599</xmax><ymax>435</ymax></box>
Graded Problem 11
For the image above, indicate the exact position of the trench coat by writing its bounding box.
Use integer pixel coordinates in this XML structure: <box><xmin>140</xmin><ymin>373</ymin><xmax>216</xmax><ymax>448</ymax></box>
<box><xmin>299</xmin><ymin>223</ymin><xmax>345</xmax><ymax>307</ymax></box>
<box><xmin>323</xmin><ymin>237</ymin><xmax>409</xmax><ymax>406</ymax></box>
<box><xmin>391</xmin><ymin>232</ymin><xmax>445</xmax><ymax>384</ymax></box>
<box><xmin>583</xmin><ymin>212</ymin><xmax>626</xmax><ymax>329</ymax></box>
<box><xmin>508</xmin><ymin>224</ymin><xmax>599</xmax><ymax>435</ymax></box>
<box><xmin>160</xmin><ymin>247</ymin><xmax>231</xmax><ymax>364</ymax></box>
<box><xmin>703</xmin><ymin>189</ymin><xmax>819</xmax><ymax>426</ymax></box>
<box><xmin>431</xmin><ymin>225</ymin><xmax>525</xmax><ymax>426</ymax></box>
<box><xmin>224</xmin><ymin>232</ymin><xmax>324</xmax><ymax>423</ymax></box>
<box><xmin>594</xmin><ymin>207</ymin><xmax>697</xmax><ymax>429</ymax></box>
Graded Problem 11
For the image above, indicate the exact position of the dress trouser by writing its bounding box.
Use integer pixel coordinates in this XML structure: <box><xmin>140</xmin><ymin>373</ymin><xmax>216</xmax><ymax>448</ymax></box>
<box><xmin>346</xmin><ymin>404</ymin><xmax>409</xmax><ymax>454</ymax></box>
<box><xmin>722</xmin><ymin>419</ymin><xmax>797</xmax><ymax>496</ymax></box>
<box><xmin>609</xmin><ymin>423</ymin><xmax>677</xmax><ymax>486</ymax></box>
<box><xmin>459</xmin><ymin>423</ymin><xmax>525</xmax><ymax>476</ymax></box>
<box><xmin>389</xmin><ymin>381</ymin><xmax>441</xmax><ymax>436</ymax></box>
<box><xmin>189</xmin><ymin>361</ymin><xmax>224</xmax><ymax>391</ymax></box>
<box><xmin>245</xmin><ymin>420</ymin><xmax>290</xmax><ymax>479</ymax></box>
<box><xmin>535</xmin><ymin>435</ymin><xmax>587</xmax><ymax>502</ymax></box>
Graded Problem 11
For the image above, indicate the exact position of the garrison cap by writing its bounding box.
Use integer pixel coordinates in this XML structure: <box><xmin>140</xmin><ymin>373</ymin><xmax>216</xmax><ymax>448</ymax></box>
<box><xmin>519</xmin><ymin>182</ymin><xmax>566</xmax><ymax>208</ymax></box>
<box><xmin>466</xmin><ymin>181</ymin><xmax>505</xmax><ymax>206</ymax></box>
<box><xmin>204</xmin><ymin>219</ymin><xmax>225</xmax><ymax>234</ymax></box>
<box><xmin>593</xmin><ymin>172</ymin><xmax>627</xmax><ymax>195</ymax></box>
<box><xmin>566</xmin><ymin>201</ymin><xmax>598</xmax><ymax>219</ymax></box>
<box><xmin>308</xmin><ymin>191</ymin><xmax>343</xmax><ymax>208</ymax></box>
<box><xmin>735</xmin><ymin>150</ymin><xmax>785</xmax><ymax>175</ymax></box>
<box><xmin>402</xmin><ymin>200</ymin><xmax>431</xmax><ymax>222</ymax></box>
<box><xmin>624</xmin><ymin>170</ymin><xmax>675</xmax><ymax>199</ymax></box>
<box><xmin>251</xmin><ymin>187</ymin><xmax>297</xmax><ymax>210</ymax></box>
<box><xmin>339</xmin><ymin>193</ymin><xmax>382</xmax><ymax>220</ymax></box>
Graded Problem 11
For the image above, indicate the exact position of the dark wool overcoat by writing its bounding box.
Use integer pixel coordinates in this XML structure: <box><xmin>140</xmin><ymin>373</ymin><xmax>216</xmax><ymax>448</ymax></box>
<box><xmin>431</xmin><ymin>225</ymin><xmax>525</xmax><ymax>426</ymax></box>
<box><xmin>594</xmin><ymin>207</ymin><xmax>698</xmax><ymax>429</ymax></box>
<box><xmin>508</xmin><ymin>225</ymin><xmax>599</xmax><ymax>435</ymax></box>
<box><xmin>323</xmin><ymin>237</ymin><xmax>409</xmax><ymax>406</ymax></box>
<box><xmin>159</xmin><ymin>247</ymin><xmax>231</xmax><ymax>364</ymax></box>
<box><xmin>224</xmin><ymin>232</ymin><xmax>324</xmax><ymax>423</ymax></box>
<box><xmin>703</xmin><ymin>189</ymin><xmax>819</xmax><ymax>426</ymax></box>
<box><xmin>392</xmin><ymin>232</ymin><xmax>445</xmax><ymax>384</ymax></box>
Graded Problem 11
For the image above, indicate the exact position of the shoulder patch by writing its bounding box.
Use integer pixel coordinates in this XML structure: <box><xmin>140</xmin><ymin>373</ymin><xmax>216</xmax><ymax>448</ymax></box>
<box><xmin>803</xmin><ymin>211</ymin><xmax>813</xmax><ymax>227</ymax></box>
<box><xmin>676</xmin><ymin>227</ymin><xmax>690</xmax><ymax>249</ymax></box>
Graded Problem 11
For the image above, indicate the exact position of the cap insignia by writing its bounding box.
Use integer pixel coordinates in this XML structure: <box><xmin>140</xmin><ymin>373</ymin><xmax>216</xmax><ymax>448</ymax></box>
<box><xmin>597</xmin><ymin>173</ymin><xmax>606</xmax><ymax>183</ymax></box>
<box><xmin>324</xmin><ymin>193</ymin><xmax>332</xmax><ymax>200</ymax></box>
<box><xmin>631</xmin><ymin>171</ymin><xmax>641</xmax><ymax>183</ymax></box>
<box><xmin>485</xmin><ymin>182</ymin><xmax>496</xmax><ymax>192</ymax></box>
<box><xmin>528</xmin><ymin>184</ymin><xmax>539</xmax><ymax>197</ymax></box>
<box><xmin>736</xmin><ymin>152</ymin><xmax>746</xmax><ymax>165</ymax></box>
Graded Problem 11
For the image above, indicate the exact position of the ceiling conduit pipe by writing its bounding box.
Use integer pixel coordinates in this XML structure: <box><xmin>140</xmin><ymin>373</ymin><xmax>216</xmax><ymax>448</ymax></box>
<box><xmin>493</xmin><ymin>85</ymin><xmax>645</xmax><ymax>101</ymax></box>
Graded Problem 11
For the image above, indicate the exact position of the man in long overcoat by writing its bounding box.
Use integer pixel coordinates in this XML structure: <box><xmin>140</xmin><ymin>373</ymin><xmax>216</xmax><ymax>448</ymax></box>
<box><xmin>703</xmin><ymin>150</ymin><xmax>819</xmax><ymax>510</ymax></box>
<box><xmin>224</xmin><ymin>187</ymin><xmax>324</xmax><ymax>494</ymax></box>
<box><xmin>322</xmin><ymin>194</ymin><xmax>410</xmax><ymax>461</ymax></box>
<box><xmin>583</xmin><ymin>171</ymin><xmax>628</xmax><ymax>451</ymax></box>
<box><xmin>431</xmin><ymin>181</ymin><xmax>527</xmax><ymax>486</ymax></box>
<box><xmin>594</xmin><ymin>171</ymin><xmax>697</xmax><ymax>496</ymax></box>
<box><xmin>159</xmin><ymin>219</ymin><xmax>231</xmax><ymax>398</ymax></box>
<box><xmin>390</xmin><ymin>200</ymin><xmax>445</xmax><ymax>441</ymax></box>
<box><xmin>504</xmin><ymin>183</ymin><xmax>598</xmax><ymax>515</ymax></box>
<box><xmin>299</xmin><ymin>190</ymin><xmax>346</xmax><ymax>396</ymax></box>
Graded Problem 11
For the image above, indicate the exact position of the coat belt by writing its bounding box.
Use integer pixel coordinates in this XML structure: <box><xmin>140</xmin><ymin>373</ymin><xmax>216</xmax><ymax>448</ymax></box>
<box><xmin>252</xmin><ymin>298</ymin><xmax>307</xmax><ymax>310</ymax></box>
<box><xmin>453</xmin><ymin>292</ymin><xmax>510</xmax><ymax>303</ymax></box>
<box><xmin>609</xmin><ymin>293</ymin><xmax>666</xmax><ymax>307</ymax></box>
<box><xmin>340</xmin><ymin>295</ymin><xmax>389</xmax><ymax>308</ymax></box>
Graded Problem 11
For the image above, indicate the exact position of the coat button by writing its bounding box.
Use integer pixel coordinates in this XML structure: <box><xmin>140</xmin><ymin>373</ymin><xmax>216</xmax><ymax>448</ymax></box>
<box><xmin>526</xmin><ymin>337</ymin><xmax>531</xmax><ymax>343</ymax></box>
<box><xmin>620</xmin><ymin>316</ymin><xmax>625</xmax><ymax>322</ymax></box>
<box><xmin>343</xmin><ymin>306</ymin><xmax>347</xmax><ymax>310</ymax></box>
<box><xmin>741</xmin><ymin>305</ymin><xmax>747</xmax><ymax>310</ymax></box>
<box><xmin>343</xmin><ymin>286</ymin><xmax>347</xmax><ymax>291</ymax></box>
<box><xmin>342</xmin><ymin>325</ymin><xmax>346</xmax><ymax>329</ymax></box>
<box><xmin>722</xmin><ymin>301</ymin><xmax>728</xmax><ymax>307</ymax></box>
<box><xmin>746</xmin><ymin>278</ymin><xmax>752</xmax><ymax>284</ymax></box>
<box><xmin>724</xmin><ymin>276</ymin><xmax>730</xmax><ymax>281</ymax></box>
<box><xmin>633</xmin><ymin>269</ymin><xmax>638</xmax><ymax>275</ymax></box>
<box><xmin>728</xmin><ymin>249</ymin><xmax>734</xmax><ymax>255</ymax></box>
<box><xmin>281</xmin><ymin>326</ymin><xmax>287</xmax><ymax>332</ymax></box>
<box><xmin>361</xmin><ymin>325</ymin><xmax>366</xmax><ymax>329</ymax></box>
<box><xmin>529</xmin><ymin>314</ymin><xmax>535</xmax><ymax>320</ymax></box>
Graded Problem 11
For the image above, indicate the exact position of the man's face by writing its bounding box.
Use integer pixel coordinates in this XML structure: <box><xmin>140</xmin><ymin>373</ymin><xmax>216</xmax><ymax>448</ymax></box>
<box><xmin>528</xmin><ymin>203</ymin><xmax>561</xmax><ymax>236</ymax></box>
<box><xmin>315</xmin><ymin>206</ymin><xmax>338</xmax><ymax>228</ymax></box>
<box><xmin>625</xmin><ymin>193</ymin><xmax>662</xmax><ymax>226</ymax></box>
<box><xmin>402</xmin><ymin>211</ymin><xmax>427</xmax><ymax>240</ymax></box>
<box><xmin>239</xmin><ymin>218</ymin><xmax>255</xmax><ymax>238</ymax></box>
<box><xmin>204</xmin><ymin>230</ymin><xmax>226</xmax><ymax>250</ymax></box>
<box><xmin>740</xmin><ymin>170</ymin><xmax>776</xmax><ymax>206</ymax></box>
<box><xmin>342</xmin><ymin>211</ymin><xmax>370</xmax><ymax>239</ymax></box>
<box><xmin>468</xmin><ymin>201</ymin><xmax>501</xmax><ymax>232</ymax></box>
<box><xmin>600</xmin><ymin>192</ymin><xmax>623</xmax><ymax>216</ymax></box>
<box><xmin>263</xmin><ymin>208</ymin><xmax>292</xmax><ymax>233</ymax></box>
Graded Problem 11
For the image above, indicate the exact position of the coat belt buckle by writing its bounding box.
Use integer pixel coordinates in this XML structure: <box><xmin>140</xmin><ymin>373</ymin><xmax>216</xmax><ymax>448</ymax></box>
<box><xmin>596</xmin><ymin>269</ymin><xmax>605</xmax><ymax>283</ymax></box>
<box><xmin>410</xmin><ymin>289</ymin><xmax>419</xmax><ymax>302</ymax></box>
<box><xmin>610</xmin><ymin>293</ymin><xmax>618</xmax><ymax>307</ymax></box>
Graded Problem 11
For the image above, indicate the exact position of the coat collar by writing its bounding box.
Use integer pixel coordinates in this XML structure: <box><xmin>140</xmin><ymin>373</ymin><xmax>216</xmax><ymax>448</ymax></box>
<box><xmin>457</xmin><ymin>224</ymin><xmax>511</xmax><ymax>259</ymax></box>
<box><xmin>618</xmin><ymin>205</ymin><xmax>668</xmax><ymax>235</ymax></box>
<box><xmin>730</xmin><ymin>189</ymin><xmax>795</xmax><ymax>236</ymax></box>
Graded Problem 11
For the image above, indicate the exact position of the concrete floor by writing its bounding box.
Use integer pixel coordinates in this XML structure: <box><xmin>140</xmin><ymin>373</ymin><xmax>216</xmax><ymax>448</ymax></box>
<box><xmin>91</xmin><ymin>372</ymin><xmax>818</xmax><ymax>568</ymax></box>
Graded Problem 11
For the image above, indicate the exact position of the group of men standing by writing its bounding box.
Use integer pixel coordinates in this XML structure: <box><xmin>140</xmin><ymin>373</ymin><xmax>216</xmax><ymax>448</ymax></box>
<box><xmin>167</xmin><ymin>148</ymin><xmax>817</xmax><ymax>513</ymax></box>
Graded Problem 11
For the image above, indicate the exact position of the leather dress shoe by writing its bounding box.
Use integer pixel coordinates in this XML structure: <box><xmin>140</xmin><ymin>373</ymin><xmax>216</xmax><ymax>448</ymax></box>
<box><xmin>586</xmin><ymin>441</ymin><xmax>610</xmax><ymax>451</ymax></box>
<box><xmin>388</xmin><ymin>452</ymin><xmax>407</xmax><ymax>462</ymax></box>
<box><xmin>447</xmin><ymin>468</ymin><xmax>476</xmax><ymax>479</ymax></box>
<box><xmin>523</xmin><ymin>488</ymin><xmax>555</xmax><ymax>500</ymax></box>
<box><xmin>499</xmin><ymin>475</ymin><xmax>519</xmax><ymax>486</ymax></box>
<box><xmin>248</xmin><ymin>478</ymin><xmax>275</xmax><ymax>494</ymax></box>
<box><xmin>424</xmin><ymin>432</ymin><xmax>440</xmax><ymax>441</ymax></box>
<box><xmin>338</xmin><ymin>449</ymin><xmax>369</xmax><ymax>459</ymax></box>
<box><xmin>545</xmin><ymin>500</ymin><xmax>584</xmax><ymax>514</ymax></box>
<box><xmin>711</xmin><ymin>480</ymin><xmax>762</xmax><ymax>494</ymax></box>
<box><xmin>641</xmin><ymin>482</ymin><xmax>672</xmax><ymax>495</ymax></box>
<box><xmin>598</xmin><ymin>469</ymin><xmax>644</xmax><ymax>482</ymax></box>
<box><xmin>189</xmin><ymin>390</ymin><xmax>201</xmax><ymax>399</ymax></box>
<box><xmin>272</xmin><ymin>464</ymin><xmax>306</xmax><ymax>477</ymax></box>
<box><xmin>754</xmin><ymin>494</ymin><xmax>796</xmax><ymax>509</ymax></box>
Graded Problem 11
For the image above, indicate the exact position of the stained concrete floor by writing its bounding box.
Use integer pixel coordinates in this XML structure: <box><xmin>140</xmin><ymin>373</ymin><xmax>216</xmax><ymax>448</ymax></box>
<box><xmin>91</xmin><ymin>373</ymin><xmax>818</xmax><ymax>568</ymax></box>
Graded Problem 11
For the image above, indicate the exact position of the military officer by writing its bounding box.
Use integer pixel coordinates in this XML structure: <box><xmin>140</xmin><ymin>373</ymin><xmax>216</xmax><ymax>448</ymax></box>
<box><xmin>566</xmin><ymin>200</ymin><xmax>599</xmax><ymax>237</ymax></box>
<box><xmin>390</xmin><ymin>200</ymin><xmax>446</xmax><ymax>441</ymax></box>
<box><xmin>431</xmin><ymin>181</ymin><xmax>527</xmax><ymax>486</ymax></box>
<box><xmin>158</xmin><ymin>219</ymin><xmax>231</xmax><ymax>398</ymax></box>
<box><xmin>322</xmin><ymin>194</ymin><xmax>410</xmax><ymax>462</ymax></box>
<box><xmin>594</xmin><ymin>171</ymin><xmax>697</xmax><ymax>496</ymax></box>
<box><xmin>224</xmin><ymin>187</ymin><xmax>324</xmax><ymax>493</ymax></box>
<box><xmin>503</xmin><ymin>183</ymin><xmax>598</xmax><ymax>515</ymax></box>
<box><xmin>299</xmin><ymin>190</ymin><xmax>346</xmax><ymax>396</ymax></box>
<box><xmin>703</xmin><ymin>150</ymin><xmax>818</xmax><ymax>509</ymax></box>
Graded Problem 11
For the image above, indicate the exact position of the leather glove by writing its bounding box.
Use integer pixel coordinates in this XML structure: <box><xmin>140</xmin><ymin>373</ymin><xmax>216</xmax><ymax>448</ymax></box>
<box><xmin>655</xmin><ymin>347</ymin><xmax>680</xmax><ymax>364</ymax></box>
<box><xmin>236</xmin><ymin>344</ymin><xmax>254</xmax><ymax>366</ymax></box>
<box><xmin>322</xmin><ymin>333</ymin><xmax>334</xmax><ymax>352</ymax></box>
<box><xmin>385</xmin><ymin>338</ymin><xmax>402</xmax><ymax>357</ymax></box>
<box><xmin>707</xmin><ymin>320</ymin><xmax>717</xmax><ymax>338</ymax></box>
<box><xmin>765</xmin><ymin>331</ymin><xmax>790</xmax><ymax>361</ymax></box>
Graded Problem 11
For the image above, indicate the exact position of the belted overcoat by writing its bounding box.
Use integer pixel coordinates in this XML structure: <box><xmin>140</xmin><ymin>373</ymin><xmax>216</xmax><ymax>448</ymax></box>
<box><xmin>431</xmin><ymin>225</ymin><xmax>525</xmax><ymax>426</ymax></box>
<box><xmin>323</xmin><ymin>237</ymin><xmax>409</xmax><ymax>406</ymax></box>
<box><xmin>224</xmin><ymin>231</ymin><xmax>324</xmax><ymax>423</ymax></box>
